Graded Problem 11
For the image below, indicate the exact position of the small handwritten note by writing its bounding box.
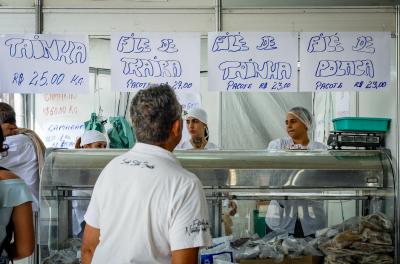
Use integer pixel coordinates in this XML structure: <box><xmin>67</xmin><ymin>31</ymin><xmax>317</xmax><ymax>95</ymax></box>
<box><xmin>208</xmin><ymin>32</ymin><xmax>298</xmax><ymax>92</ymax></box>
<box><xmin>300</xmin><ymin>32</ymin><xmax>390</xmax><ymax>91</ymax></box>
<box><xmin>0</xmin><ymin>34</ymin><xmax>89</xmax><ymax>93</ymax></box>
<box><xmin>35</xmin><ymin>93</ymin><xmax>93</xmax><ymax>148</ymax></box>
<box><xmin>42</xmin><ymin>122</ymin><xmax>84</xmax><ymax>148</ymax></box>
<box><xmin>111</xmin><ymin>32</ymin><xmax>200</xmax><ymax>92</ymax></box>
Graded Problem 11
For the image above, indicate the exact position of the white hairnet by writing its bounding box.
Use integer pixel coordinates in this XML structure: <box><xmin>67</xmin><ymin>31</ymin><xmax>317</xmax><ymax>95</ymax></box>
<box><xmin>186</xmin><ymin>107</ymin><xmax>208</xmax><ymax>125</ymax></box>
<box><xmin>288</xmin><ymin>106</ymin><xmax>313</xmax><ymax>130</ymax></box>
<box><xmin>80</xmin><ymin>130</ymin><xmax>107</xmax><ymax>147</ymax></box>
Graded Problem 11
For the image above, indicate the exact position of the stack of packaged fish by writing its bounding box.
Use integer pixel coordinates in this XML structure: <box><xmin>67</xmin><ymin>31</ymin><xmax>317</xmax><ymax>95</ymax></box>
<box><xmin>317</xmin><ymin>213</ymin><xmax>393</xmax><ymax>264</ymax></box>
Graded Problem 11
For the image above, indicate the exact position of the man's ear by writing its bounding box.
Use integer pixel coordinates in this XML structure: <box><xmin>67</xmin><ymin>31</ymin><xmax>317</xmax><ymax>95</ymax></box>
<box><xmin>171</xmin><ymin>119</ymin><xmax>182</xmax><ymax>138</ymax></box>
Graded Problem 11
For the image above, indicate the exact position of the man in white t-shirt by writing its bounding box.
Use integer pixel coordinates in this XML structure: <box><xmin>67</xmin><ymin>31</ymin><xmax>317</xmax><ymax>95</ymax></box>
<box><xmin>0</xmin><ymin>103</ymin><xmax>41</xmax><ymax>212</ymax></box>
<box><xmin>81</xmin><ymin>84</ymin><xmax>212</xmax><ymax>264</ymax></box>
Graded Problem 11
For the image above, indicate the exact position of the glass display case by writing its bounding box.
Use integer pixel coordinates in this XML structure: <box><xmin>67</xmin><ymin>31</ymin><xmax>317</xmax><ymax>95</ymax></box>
<box><xmin>39</xmin><ymin>149</ymin><xmax>396</xmax><ymax>263</ymax></box>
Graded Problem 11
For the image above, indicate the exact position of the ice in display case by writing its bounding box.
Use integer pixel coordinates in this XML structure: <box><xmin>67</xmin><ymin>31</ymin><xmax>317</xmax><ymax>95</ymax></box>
<box><xmin>39</xmin><ymin>149</ymin><xmax>396</xmax><ymax>263</ymax></box>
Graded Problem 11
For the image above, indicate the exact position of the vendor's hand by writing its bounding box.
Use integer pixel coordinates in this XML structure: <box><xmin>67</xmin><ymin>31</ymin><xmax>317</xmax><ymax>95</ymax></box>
<box><xmin>1</xmin><ymin>123</ymin><xmax>18</xmax><ymax>136</ymax></box>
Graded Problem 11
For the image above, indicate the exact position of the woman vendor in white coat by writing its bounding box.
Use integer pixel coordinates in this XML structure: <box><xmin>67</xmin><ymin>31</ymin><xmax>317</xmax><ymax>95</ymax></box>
<box><xmin>177</xmin><ymin>107</ymin><xmax>217</xmax><ymax>150</ymax></box>
<box><xmin>266</xmin><ymin>106</ymin><xmax>326</xmax><ymax>237</ymax></box>
<box><xmin>176</xmin><ymin>108</ymin><xmax>227</xmax><ymax>233</ymax></box>
<box><xmin>73</xmin><ymin>130</ymin><xmax>107</xmax><ymax>237</ymax></box>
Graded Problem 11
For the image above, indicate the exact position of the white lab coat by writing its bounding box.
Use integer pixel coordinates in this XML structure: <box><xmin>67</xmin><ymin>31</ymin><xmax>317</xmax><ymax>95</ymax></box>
<box><xmin>265</xmin><ymin>136</ymin><xmax>327</xmax><ymax>236</ymax></box>
<box><xmin>0</xmin><ymin>134</ymin><xmax>39</xmax><ymax>211</ymax></box>
<box><xmin>176</xmin><ymin>140</ymin><xmax>218</xmax><ymax>150</ymax></box>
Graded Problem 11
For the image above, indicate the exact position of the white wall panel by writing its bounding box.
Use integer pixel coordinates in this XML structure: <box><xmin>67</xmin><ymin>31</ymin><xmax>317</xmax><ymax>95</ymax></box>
<box><xmin>43</xmin><ymin>11</ymin><xmax>215</xmax><ymax>34</ymax></box>
<box><xmin>42</xmin><ymin>0</ymin><xmax>216</xmax><ymax>34</ymax></box>
<box><xmin>222</xmin><ymin>0</ymin><xmax>396</xmax><ymax>7</ymax></box>
<box><xmin>0</xmin><ymin>0</ymin><xmax>34</xmax><ymax>32</ymax></box>
<box><xmin>0</xmin><ymin>1</ymin><xmax>33</xmax><ymax>7</ymax></box>
<box><xmin>0</xmin><ymin>10</ymin><xmax>35</xmax><ymax>33</ymax></box>
<box><xmin>44</xmin><ymin>0</ymin><xmax>214</xmax><ymax>9</ymax></box>
<box><xmin>222</xmin><ymin>8</ymin><xmax>395</xmax><ymax>32</ymax></box>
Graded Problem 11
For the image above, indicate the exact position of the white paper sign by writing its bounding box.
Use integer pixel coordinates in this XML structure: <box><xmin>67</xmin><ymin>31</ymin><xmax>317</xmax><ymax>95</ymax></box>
<box><xmin>41</xmin><ymin>122</ymin><xmax>84</xmax><ymax>148</ymax></box>
<box><xmin>0</xmin><ymin>34</ymin><xmax>89</xmax><ymax>93</ymax></box>
<box><xmin>35</xmin><ymin>93</ymin><xmax>94</xmax><ymax>148</ymax></box>
<box><xmin>111</xmin><ymin>32</ymin><xmax>200</xmax><ymax>93</ymax></box>
<box><xmin>208</xmin><ymin>32</ymin><xmax>298</xmax><ymax>92</ymax></box>
<box><xmin>300</xmin><ymin>32</ymin><xmax>390</xmax><ymax>92</ymax></box>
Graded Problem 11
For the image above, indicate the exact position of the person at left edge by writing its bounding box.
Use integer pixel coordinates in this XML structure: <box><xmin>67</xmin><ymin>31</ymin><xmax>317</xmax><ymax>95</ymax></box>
<box><xmin>81</xmin><ymin>84</ymin><xmax>212</xmax><ymax>264</ymax></box>
<box><xmin>0</xmin><ymin>124</ymin><xmax>35</xmax><ymax>263</ymax></box>
<box><xmin>0</xmin><ymin>102</ymin><xmax>45</xmax><ymax>212</ymax></box>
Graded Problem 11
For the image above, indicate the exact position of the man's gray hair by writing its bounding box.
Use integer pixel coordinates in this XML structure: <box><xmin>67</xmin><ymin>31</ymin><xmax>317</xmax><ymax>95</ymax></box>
<box><xmin>130</xmin><ymin>84</ymin><xmax>181</xmax><ymax>145</ymax></box>
<box><xmin>0</xmin><ymin>102</ymin><xmax>16</xmax><ymax>124</ymax></box>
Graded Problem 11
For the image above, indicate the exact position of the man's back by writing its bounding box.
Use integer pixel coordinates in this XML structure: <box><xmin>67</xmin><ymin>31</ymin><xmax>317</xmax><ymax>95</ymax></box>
<box><xmin>0</xmin><ymin>134</ymin><xmax>39</xmax><ymax>211</ymax></box>
<box><xmin>84</xmin><ymin>143</ymin><xmax>211</xmax><ymax>263</ymax></box>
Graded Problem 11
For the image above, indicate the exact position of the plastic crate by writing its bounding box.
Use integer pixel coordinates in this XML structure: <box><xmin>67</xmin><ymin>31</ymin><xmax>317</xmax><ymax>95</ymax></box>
<box><xmin>332</xmin><ymin>117</ymin><xmax>391</xmax><ymax>132</ymax></box>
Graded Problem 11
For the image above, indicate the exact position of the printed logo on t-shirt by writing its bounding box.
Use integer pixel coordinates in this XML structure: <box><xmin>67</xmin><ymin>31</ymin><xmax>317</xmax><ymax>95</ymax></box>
<box><xmin>120</xmin><ymin>158</ymin><xmax>155</xmax><ymax>169</ymax></box>
<box><xmin>185</xmin><ymin>219</ymin><xmax>209</xmax><ymax>236</ymax></box>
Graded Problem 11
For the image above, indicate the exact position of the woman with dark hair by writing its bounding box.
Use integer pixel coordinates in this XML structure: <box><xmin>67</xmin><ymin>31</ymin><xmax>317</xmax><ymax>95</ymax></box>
<box><xmin>0</xmin><ymin>127</ymin><xmax>35</xmax><ymax>263</ymax></box>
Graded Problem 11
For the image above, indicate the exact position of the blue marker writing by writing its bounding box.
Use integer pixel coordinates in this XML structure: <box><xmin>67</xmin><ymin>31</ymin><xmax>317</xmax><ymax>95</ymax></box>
<box><xmin>352</xmin><ymin>36</ymin><xmax>375</xmax><ymax>54</ymax></box>
<box><xmin>315</xmin><ymin>59</ymin><xmax>374</xmax><ymax>78</ymax></box>
<box><xmin>5</xmin><ymin>35</ymin><xmax>87</xmax><ymax>64</ymax></box>
<box><xmin>219</xmin><ymin>60</ymin><xmax>292</xmax><ymax>80</ymax></box>
<box><xmin>307</xmin><ymin>33</ymin><xmax>344</xmax><ymax>53</ymax></box>
<box><xmin>121</xmin><ymin>57</ymin><xmax>182</xmax><ymax>77</ymax></box>
<box><xmin>256</xmin><ymin>36</ymin><xmax>277</xmax><ymax>50</ymax></box>
<box><xmin>158</xmin><ymin>39</ymin><xmax>178</xmax><ymax>53</ymax></box>
<box><xmin>212</xmin><ymin>33</ymin><xmax>249</xmax><ymax>52</ymax></box>
<box><xmin>117</xmin><ymin>33</ymin><xmax>151</xmax><ymax>53</ymax></box>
